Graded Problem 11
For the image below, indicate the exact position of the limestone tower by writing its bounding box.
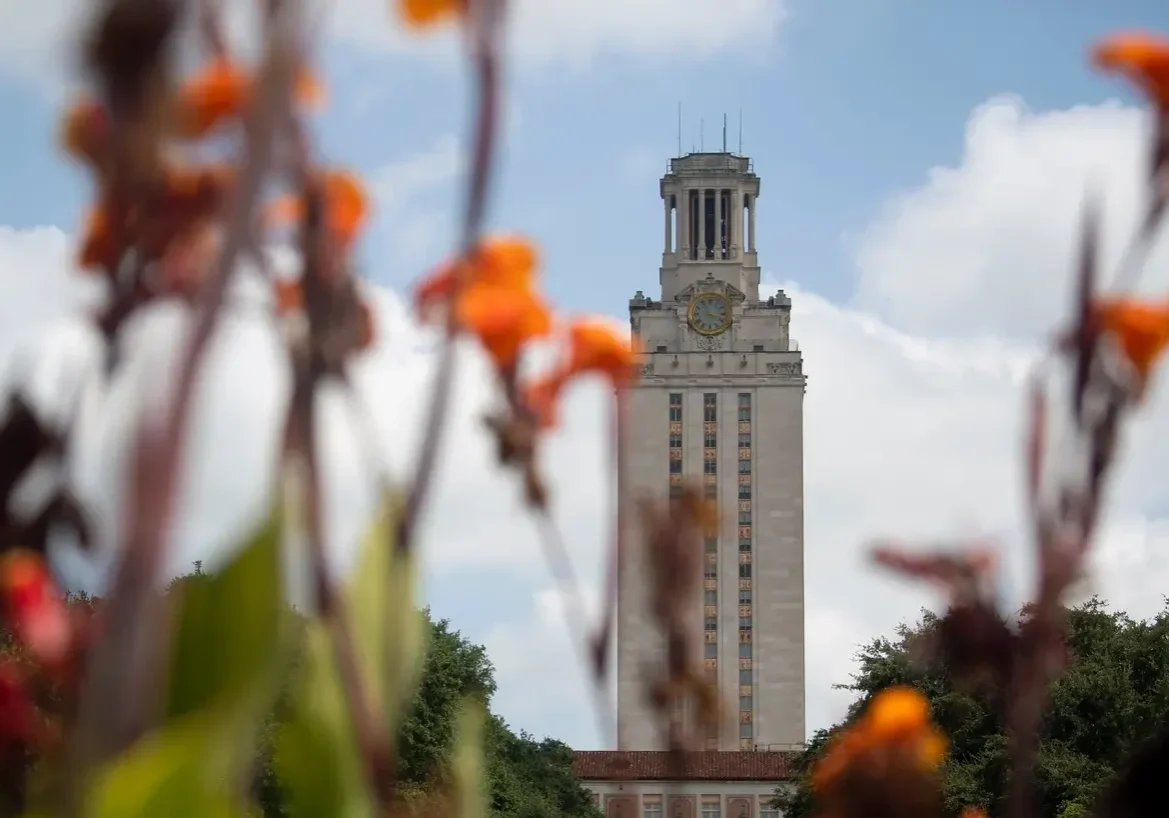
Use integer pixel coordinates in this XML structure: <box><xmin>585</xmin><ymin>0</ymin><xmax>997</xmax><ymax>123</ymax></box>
<box><xmin>616</xmin><ymin>150</ymin><xmax>806</xmax><ymax>751</ymax></box>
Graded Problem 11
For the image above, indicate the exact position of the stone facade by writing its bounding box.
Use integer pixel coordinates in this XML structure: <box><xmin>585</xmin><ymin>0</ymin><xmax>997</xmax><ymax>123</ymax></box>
<box><xmin>615</xmin><ymin>151</ymin><xmax>806</xmax><ymax>752</ymax></box>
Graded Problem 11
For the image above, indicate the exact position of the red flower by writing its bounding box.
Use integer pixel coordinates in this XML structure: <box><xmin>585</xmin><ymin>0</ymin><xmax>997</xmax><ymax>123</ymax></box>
<box><xmin>0</xmin><ymin>551</ymin><xmax>71</xmax><ymax>668</ymax></box>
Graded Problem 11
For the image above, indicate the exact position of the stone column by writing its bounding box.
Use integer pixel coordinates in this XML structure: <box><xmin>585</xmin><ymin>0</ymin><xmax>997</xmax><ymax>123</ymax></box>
<box><xmin>710</xmin><ymin>188</ymin><xmax>720</xmax><ymax>258</ymax></box>
<box><xmin>664</xmin><ymin>194</ymin><xmax>672</xmax><ymax>253</ymax></box>
<box><xmin>748</xmin><ymin>195</ymin><xmax>756</xmax><ymax>252</ymax></box>
<box><xmin>729</xmin><ymin>189</ymin><xmax>740</xmax><ymax>259</ymax></box>
<box><xmin>697</xmin><ymin>189</ymin><xmax>706</xmax><ymax>260</ymax></box>
<box><xmin>679</xmin><ymin>190</ymin><xmax>690</xmax><ymax>259</ymax></box>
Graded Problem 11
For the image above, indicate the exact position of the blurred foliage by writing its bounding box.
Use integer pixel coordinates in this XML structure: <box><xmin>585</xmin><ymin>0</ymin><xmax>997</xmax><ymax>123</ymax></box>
<box><xmin>774</xmin><ymin>598</ymin><xmax>1169</xmax><ymax>818</ymax></box>
<box><xmin>2</xmin><ymin>553</ymin><xmax>598</xmax><ymax>818</ymax></box>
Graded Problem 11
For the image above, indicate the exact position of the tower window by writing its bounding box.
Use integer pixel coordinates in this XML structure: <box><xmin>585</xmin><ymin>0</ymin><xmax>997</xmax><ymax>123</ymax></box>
<box><xmin>703</xmin><ymin>393</ymin><xmax>717</xmax><ymax>422</ymax></box>
<box><xmin>669</xmin><ymin>393</ymin><xmax>682</xmax><ymax>422</ymax></box>
<box><xmin>670</xmin><ymin>459</ymin><xmax>682</xmax><ymax>474</ymax></box>
<box><xmin>669</xmin><ymin>433</ymin><xmax>682</xmax><ymax>448</ymax></box>
<box><xmin>704</xmin><ymin>460</ymin><xmax>718</xmax><ymax>475</ymax></box>
<box><xmin>739</xmin><ymin>563</ymin><xmax>751</xmax><ymax>578</ymax></box>
<box><xmin>738</xmin><ymin>460</ymin><xmax>750</xmax><ymax>474</ymax></box>
<box><xmin>704</xmin><ymin>433</ymin><xmax>717</xmax><ymax>447</ymax></box>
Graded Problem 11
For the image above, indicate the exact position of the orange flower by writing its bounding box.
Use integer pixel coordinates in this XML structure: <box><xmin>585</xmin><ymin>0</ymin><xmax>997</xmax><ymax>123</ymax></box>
<box><xmin>1092</xmin><ymin>31</ymin><xmax>1169</xmax><ymax>107</ymax></box>
<box><xmin>457</xmin><ymin>283</ymin><xmax>553</xmax><ymax>367</ymax></box>
<box><xmin>522</xmin><ymin>374</ymin><xmax>564</xmax><ymax>429</ymax></box>
<box><xmin>0</xmin><ymin>551</ymin><xmax>71</xmax><ymax>667</ymax></box>
<box><xmin>564</xmin><ymin>318</ymin><xmax>639</xmax><ymax>384</ymax></box>
<box><xmin>172</xmin><ymin>59</ymin><xmax>327</xmax><ymax>139</ymax></box>
<box><xmin>1093</xmin><ymin>297</ymin><xmax>1169</xmax><ymax>383</ymax></box>
<box><xmin>414</xmin><ymin>236</ymin><xmax>538</xmax><ymax>320</ymax></box>
<box><xmin>399</xmin><ymin>0</ymin><xmax>463</xmax><ymax>29</ymax></box>
<box><xmin>59</xmin><ymin>97</ymin><xmax>110</xmax><ymax>168</ymax></box>
<box><xmin>812</xmin><ymin>686</ymin><xmax>947</xmax><ymax>794</ymax></box>
<box><xmin>265</xmin><ymin>170</ymin><xmax>370</xmax><ymax>250</ymax></box>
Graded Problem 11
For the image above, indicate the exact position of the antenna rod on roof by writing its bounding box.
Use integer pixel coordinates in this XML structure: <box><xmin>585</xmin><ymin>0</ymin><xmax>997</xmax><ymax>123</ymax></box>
<box><xmin>722</xmin><ymin>113</ymin><xmax>727</xmax><ymax>152</ymax></box>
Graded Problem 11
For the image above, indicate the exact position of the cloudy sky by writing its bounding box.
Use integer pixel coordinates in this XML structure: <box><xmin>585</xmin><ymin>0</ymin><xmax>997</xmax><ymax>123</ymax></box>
<box><xmin>2</xmin><ymin>0</ymin><xmax>1169</xmax><ymax>753</ymax></box>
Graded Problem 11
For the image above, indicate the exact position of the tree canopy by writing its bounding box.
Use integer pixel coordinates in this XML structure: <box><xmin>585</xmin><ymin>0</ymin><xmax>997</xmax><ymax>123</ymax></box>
<box><xmin>775</xmin><ymin>598</ymin><xmax>1169</xmax><ymax>818</ymax></box>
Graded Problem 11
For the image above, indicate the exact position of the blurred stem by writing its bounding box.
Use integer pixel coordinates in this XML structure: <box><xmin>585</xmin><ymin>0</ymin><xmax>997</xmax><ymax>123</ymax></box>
<box><xmin>397</xmin><ymin>0</ymin><xmax>505</xmax><ymax>557</ymax></box>
<box><xmin>70</xmin><ymin>15</ymin><xmax>298</xmax><ymax>799</ymax></box>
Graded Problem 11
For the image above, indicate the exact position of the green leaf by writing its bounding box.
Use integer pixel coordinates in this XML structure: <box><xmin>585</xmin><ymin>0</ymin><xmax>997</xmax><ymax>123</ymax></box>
<box><xmin>276</xmin><ymin>623</ymin><xmax>375</xmax><ymax>818</ymax></box>
<box><xmin>451</xmin><ymin>698</ymin><xmax>487</xmax><ymax>818</ymax></box>
<box><xmin>348</xmin><ymin>492</ymin><xmax>428</xmax><ymax>737</ymax></box>
<box><xmin>167</xmin><ymin>511</ymin><xmax>284</xmax><ymax>718</ymax></box>
<box><xmin>165</xmin><ymin>510</ymin><xmax>287</xmax><ymax>771</ymax></box>
<box><xmin>86</xmin><ymin>714</ymin><xmax>253</xmax><ymax>818</ymax></box>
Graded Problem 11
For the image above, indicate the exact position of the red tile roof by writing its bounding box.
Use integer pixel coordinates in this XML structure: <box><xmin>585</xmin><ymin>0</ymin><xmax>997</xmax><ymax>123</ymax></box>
<box><xmin>573</xmin><ymin>751</ymin><xmax>795</xmax><ymax>782</ymax></box>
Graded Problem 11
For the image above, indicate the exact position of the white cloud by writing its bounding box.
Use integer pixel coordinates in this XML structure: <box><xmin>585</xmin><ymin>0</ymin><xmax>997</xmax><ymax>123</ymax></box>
<box><xmin>851</xmin><ymin>95</ymin><xmax>1167</xmax><ymax>339</ymax></box>
<box><xmin>0</xmin><ymin>0</ymin><xmax>786</xmax><ymax>89</ymax></box>
<box><xmin>371</xmin><ymin>135</ymin><xmax>465</xmax><ymax>273</ymax></box>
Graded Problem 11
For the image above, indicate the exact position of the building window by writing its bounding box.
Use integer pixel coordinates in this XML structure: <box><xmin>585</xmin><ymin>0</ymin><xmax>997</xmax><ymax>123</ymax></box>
<box><xmin>704</xmin><ymin>433</ymin><xmax>717</xmax><ymax>447</ymax></box>
<box><xmin>740</xmin><ymin>668</ymin><xmax>752</xmax><ymax>685</ymax></box>
<box><xmin>669</xmin><ymin>433</ymin><xmax>682</xmax><ymax>448</ymax></box>
<box><xmin>740</xmin><ymin>695</ymin><xmax>753</xmax><ymax>710</ymax></box>
<box><xmin>761</xmin><ymin>808</ymin><xmax>781</xmax><ymax>818</ymax></box>
<box><xmin>738</xmin><ymin>510</ymin><xmax>751</xmax><ymax>524</ymax></box>
<box><xmin>669</xmin><ymin>393</ymin><xmax>683</xmax><ymax>421</ymax></box>
<box><xmin>705</xmin><ymin>566</ymin><xmax>717</xmax><ymax>579</ymax></box>
<box><xmin>644</xmin><ymin>799</ymin><xmax>663</xmax><ymax>818</ymax></box>
<box><xmin>701</xmin><ymin>799</ymin><xmax>721</xmax><ymax>818</ymax></box>
<box><xmin>739</xmin><ymin>537</ymin><xmax>751</xmax><ymax>551</ymax></box>
<box><xmin>739</xmin><ymin>563</ymin><xmax>752</xmax><ymax>578</ymax></box>
<box><xmin>705</xmin><ymin>642</ymin><xmax>718</xmax><ymax>659</ymax></box>
<box><xmin>739</xmin><ymin>589</ymin><xmax>752</xmax><ymax>604</ymax></box>
<box><xmin>704</xmin><ymin>459</ymin><xmax>718</xmax><ymax>475</ymax></box>
<box><xmin>705</xmin><ymin>617</ymin><xmax>717</xmax><ymax>630</ymax></box>
<box><xmin>739</xmin><ymin>642</ymin><xmax>752</xmax><ymax>657</ymax></box>
<box><xmin>703</xmin><ymin>394</ymin><xmax>717</xmax><ymax>422</ymax></box>
<box><xmin>738</xmin><ymin>484</ymin><xmax>751</xmax><ymax>499</ymax></box>
<box><xmin>738</xmin><ymin>460</ymin><xmax>751</xmax><ymax>474</ymax></box>
<box><xmin>705</xmin><ymin>589</ymin><xmax>717</xmax><ymax>605</ymax></box>
<box><xmin>740</xmin><ymin>722</ymin><xmax>753</xmax><ymax>739</ymax></box>
<box><xmin>740</xmin><ymin>617</ymin><xmax>752</xmax><ymax>629</ymax></box>
<box><xmin>705</xmin><ymin>537</ymin><xmax>718</xmax><ymax>553</ymax></box>
<box><xmin>738</xmin><ymin>406</ymin><xmax>751</xmax><ymax>421</ymax></box>
<box><xmin>738</xmin><ymin>433</ymin><xmax>751</xmax><ymax>447</ymax></box>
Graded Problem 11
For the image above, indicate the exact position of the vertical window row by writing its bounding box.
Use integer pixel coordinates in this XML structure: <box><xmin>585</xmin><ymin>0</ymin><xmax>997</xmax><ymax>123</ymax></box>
<box><xmin>668</xmin><ymin>393</ymin><xmax>683</xmax><ymax>497</ymax></box>
<box><xmin>702</xmin><ymin>392</ymin><xmax>718</xmax><ymax>749</ymax></box>
<box><xmin>737</xmin><ymin>392</ymin><xmax>754</xmax><ymax>750</ymax></box>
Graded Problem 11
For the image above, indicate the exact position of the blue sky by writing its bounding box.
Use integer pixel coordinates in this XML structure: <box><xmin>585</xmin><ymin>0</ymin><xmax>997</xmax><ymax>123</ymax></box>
<box><xmin>2</xmin><ymin>0</ymin><xmax>1169</xmax><ymax>753</ymax></box>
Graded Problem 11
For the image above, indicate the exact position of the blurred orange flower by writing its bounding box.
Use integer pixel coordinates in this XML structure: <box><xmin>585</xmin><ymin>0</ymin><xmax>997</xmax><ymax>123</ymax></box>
<box><xmin>564</xmin><ymin>318</ymin><xmax>639</xmax><ymax>384</ymax></box>
<box><xmin>265</xmin><ymin>169</ymin><xmax>370</xmax><ymax>250</ymax></box>
<box><xmin>813</xmin><ymin>685</ymin><xmax>947</xmax><ymax>794</ymax></box>
<box><xmin>414</xmin><ymin>236</ymin><xmax>538</xmax><ymax>319</ymax></box>
<box><xmin>0</xmin><ymin>551</ymin><xmax>71</xmax><ymax>668</ymax></box>
<box><xmin>1092</xmin><ymin>31</ymin><xmax>1169</xmax><ymax>107</ymax></box>
<box><xmin>1093</xmin><ymin>297</ymin><xmax>1169</xmax><ymax>384</ymax></box>
<box><xmin>458</xmin><ymin>283</ymin><xmax>553</xmax><ymax>367</ymax></box>
<box><xmin>398</xmin><ymin>0</ymin><xmax>462</xmax><ymax>29</ymax></box>
<box><xmin>414</xmin><ymin>236</ymin><xmax>549</xmax><ymax>368</ymax></box>
<box><xmin>172</xmin><ymin>58</ymin><xmax>326</xmax><ymax>139</ymax></box>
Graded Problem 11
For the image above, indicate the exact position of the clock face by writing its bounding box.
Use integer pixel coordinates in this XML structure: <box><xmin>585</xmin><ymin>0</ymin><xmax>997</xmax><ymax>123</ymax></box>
<box><xmin>688</xmin><ymin>293</ymin><xmax>732</xmax><ymax>335</ymax></box>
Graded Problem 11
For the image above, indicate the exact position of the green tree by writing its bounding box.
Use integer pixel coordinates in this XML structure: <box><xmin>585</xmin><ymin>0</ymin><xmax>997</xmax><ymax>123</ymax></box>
<box><xmin>774</xmin><ymin>598</ymin><xmax>1169</xmax><ymax>818</ymax></box>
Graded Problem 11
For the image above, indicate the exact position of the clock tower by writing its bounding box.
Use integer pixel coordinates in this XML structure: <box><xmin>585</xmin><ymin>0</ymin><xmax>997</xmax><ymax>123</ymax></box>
<box><xmin>616</xmin><ymin>151</ymin><xmax>806</xmax><ymax>752</ymax></box>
